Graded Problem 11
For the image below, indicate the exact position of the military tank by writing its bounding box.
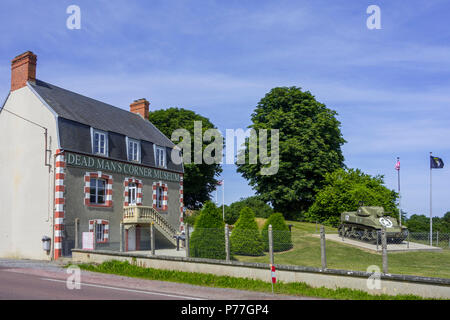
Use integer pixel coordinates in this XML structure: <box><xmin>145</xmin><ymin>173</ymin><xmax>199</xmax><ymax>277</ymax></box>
<box><xmin>338</xmin><ymin>206</ymin><xmax>408</xmax><ymax>243</ymax></box>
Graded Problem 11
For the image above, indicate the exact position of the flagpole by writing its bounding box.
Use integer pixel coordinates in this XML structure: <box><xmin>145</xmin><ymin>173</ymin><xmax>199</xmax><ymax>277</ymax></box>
<box><xmin>430</xmin><ymin>152</ymin><xmax>433</xmax><ymax>246</ymax></box>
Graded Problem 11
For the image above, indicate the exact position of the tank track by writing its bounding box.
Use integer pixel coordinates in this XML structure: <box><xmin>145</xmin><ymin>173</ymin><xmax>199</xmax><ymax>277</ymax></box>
<box><xmin>338</xmin><ymin>223</ymin><xmax>408</xmax><ymax>243</ymax></box>
<box><xmin>338</xmin><ymin>223</ymin><xmax>379</xmax><ymax>243</ymax></box>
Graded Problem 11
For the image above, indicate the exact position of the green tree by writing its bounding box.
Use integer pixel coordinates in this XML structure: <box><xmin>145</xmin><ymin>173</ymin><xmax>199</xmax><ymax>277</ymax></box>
<box><xmin>236</xmin><ymin>87</ymin><xmax>345</xmax><ymax>220</ymax></box>
<box><xmin>189</xmin><ymin>201</ymin><xmax>225</xmax><ymax>259</ymax></box>
<box><xmin>230</xmin><ymin>207</ymin><xmax>264</xmax><ymax>256</ymax></box>
<box><xmin>261</xmin><ymin>213</ymin><xmax>293</xmax><ymax>252</ymax></box>
<box><xmin>149</xmin><ymin>108</ymin><xmax>222</xmax><ymax>209</ymax></box>
<box><xmin>224</xmin><ymin>196</ymin><xmax>273</xmax><ymax>225</ymax></box>
<box><xmin>305</xmin><ymin>168</ymin><xmax>399</xmax><ymax>227</ymax></box>
<box><xmin>405</xmin><ymin>213</ymin><xmax>450</xmax><ymax>233</ymax></box>
<box><xmin>405</xmin><ymin>214</ymin><xmax>429</xmax><ymax>232</ymax></box>
<box><xmin>442</xmin><ymin>212</ymin><xmax>450</xmax><ymax>232</ymax></box>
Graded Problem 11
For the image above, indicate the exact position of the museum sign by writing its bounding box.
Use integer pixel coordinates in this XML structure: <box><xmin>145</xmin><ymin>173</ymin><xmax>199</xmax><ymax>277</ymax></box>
<box><xmin>65</xmin><ymin>152</ymin><xmax>181</xmax><ymax>182</ymax></box>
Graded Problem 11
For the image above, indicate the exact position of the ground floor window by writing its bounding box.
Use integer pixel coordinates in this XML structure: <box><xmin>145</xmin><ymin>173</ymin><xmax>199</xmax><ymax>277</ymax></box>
<box><xmin>89</xmin><ymin>219</ymin><xmax>109</xmax><ymax>243</ymax></box>
<box><xmin>96</xmin><ymin>223</ymin><xmax>106</xmax><ymax>242</ymax></box>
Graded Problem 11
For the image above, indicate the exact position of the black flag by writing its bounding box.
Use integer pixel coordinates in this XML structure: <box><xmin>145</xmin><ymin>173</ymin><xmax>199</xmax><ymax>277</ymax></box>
<box><xmin>430</xmin><ymin>156</ymin><xmax>444</xmax><ymax>169</ymax></box>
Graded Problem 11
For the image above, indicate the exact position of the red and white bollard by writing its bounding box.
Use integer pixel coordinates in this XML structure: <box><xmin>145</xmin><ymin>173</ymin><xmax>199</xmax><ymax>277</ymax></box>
<box><xmin>270</xmin><ymin>264</ymin><xmax>276</xmax><ymax>294</ymax></box>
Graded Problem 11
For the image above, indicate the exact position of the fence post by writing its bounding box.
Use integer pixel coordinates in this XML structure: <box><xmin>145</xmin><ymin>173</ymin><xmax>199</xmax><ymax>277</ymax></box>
<box><xmin>185</xmin><ymin>223</ymin><xmax>190</xmax><ymax>258</ymax></box>
<box><xmin>93</xmin><ymin>221</ymin><xmax>97</xmax><ymax>251</ymax></box>
<box><xmin>119</xmin><ymin>222</ymin><xmax>124</xmax><ymax>252</ymax></box>
<box><xmin>150</xmin><ymin>222</ymin><xmax>155</xmax><ymax>255</ymax></box>
<box><xmin>74</xmin><ymin>218</ymin><xmax>79</xmax><ymax>249</ymax></box>
<box><xmin>225</xmin><ymin>224</ymin><xmax>230</xmax><ymax>261</ymax></box>
<box><xmin>320</xmin><ymin>225</ymin><xmax>327</xmax><ymax>270</ymax></box>
<box><xmin>268</xmin><ymin>225</ymin><xmax>274</xmax><ymax>265</ymax></box>
<box><xmin>381</xmin><ymin>228</ymin><xmax>388</xmax><ymax>274</ymax></box>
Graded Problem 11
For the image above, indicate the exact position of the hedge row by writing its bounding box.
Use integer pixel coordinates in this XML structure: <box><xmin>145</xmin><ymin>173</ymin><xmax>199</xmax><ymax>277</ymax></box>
<box><xmin>190</xmin><ymin>203</ymin><xmax>293</xmax><ymax>258</ymax></box>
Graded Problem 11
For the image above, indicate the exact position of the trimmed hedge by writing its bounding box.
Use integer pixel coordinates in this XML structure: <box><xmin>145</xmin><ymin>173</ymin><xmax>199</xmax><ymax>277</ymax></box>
<box><xmin>262</xmin><ymin>212</ymin><xmax>293</xmax><ymax>252</ymax></box>
<box><xmin>189</xmin><ymin>201</ymin><xmax>226</xmax><ymax>259</ymax></box>
<box><xmin>230</xmin><ymin>207</ymin><xmax>264</xmax><ymax>256</ymax></box>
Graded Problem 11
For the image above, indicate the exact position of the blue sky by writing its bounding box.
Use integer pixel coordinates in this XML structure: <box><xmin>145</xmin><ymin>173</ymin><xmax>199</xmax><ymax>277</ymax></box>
<box><xmin>1</xmin><ymin>0</ymin><xmax>450</xmax><ymax>218</ymax></box>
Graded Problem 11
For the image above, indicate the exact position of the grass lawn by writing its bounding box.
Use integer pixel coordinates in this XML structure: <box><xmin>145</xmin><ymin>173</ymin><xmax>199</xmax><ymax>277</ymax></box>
<box><xmin>77</xmin><ymin>260</ymin><xmax>425</xmax><ymax>300</ymax></box>
<box><xmin>236</xmin><ymin>220</ymin><xmax>450</xmax><ymax>279</ymax></box>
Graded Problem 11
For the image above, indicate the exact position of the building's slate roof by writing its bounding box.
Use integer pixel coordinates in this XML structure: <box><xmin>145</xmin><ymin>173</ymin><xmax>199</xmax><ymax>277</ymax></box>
<box><xmin>30</xmin><ymin>79</ymin><xmax>174</xmax><ymax>148</ymax></box>
<box><xmin>30</xmin><ymin>79</ymin><xmax>182</xmax><ymax>173</ymax></box>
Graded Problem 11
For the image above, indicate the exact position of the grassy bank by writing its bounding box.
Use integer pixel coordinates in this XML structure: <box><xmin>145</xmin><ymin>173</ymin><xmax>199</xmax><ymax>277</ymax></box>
<box><xmin>237</xmin><ymin>220</ymin><xmax>450</xmax><ymax>279</ymax></box>
<box><xmin>77</xmin><ymin>260</ymin><xmax>425</xmax><ymax>300</ymax></box>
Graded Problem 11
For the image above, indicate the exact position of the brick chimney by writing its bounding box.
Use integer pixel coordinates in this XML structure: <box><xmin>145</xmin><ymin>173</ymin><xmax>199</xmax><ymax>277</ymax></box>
<box><xmin>130</xmin><ymin>98</ymin><xmax>149</xmax><ymax>119</ymax></box>
<box><xmin>11</xmin><ymin>51</ymin><xmax>37</xmax><ymax>91</ymax></box>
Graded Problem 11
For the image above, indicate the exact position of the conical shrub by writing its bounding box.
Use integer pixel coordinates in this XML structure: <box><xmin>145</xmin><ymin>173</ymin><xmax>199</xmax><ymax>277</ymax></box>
<box><xmin>189</xmin><ymin>201</ymin><xmax>226</xmax><ymax>259</ymax></box>
<box><xmin>230</xmin><ymin>207</ymin><xmax>264</xmax><ymax>256</ymax></box>
<box><xmin>261</xmin><ymin>212</ymin><xmax>293</xmax><ymax>252</ymax></box>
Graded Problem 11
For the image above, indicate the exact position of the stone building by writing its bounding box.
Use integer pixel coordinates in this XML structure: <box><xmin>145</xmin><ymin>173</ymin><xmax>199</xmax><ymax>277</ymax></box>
<box><xmin>0</xmin><ymin>51</ymin><xmax>184</xmax><ymax>260</ymax></box>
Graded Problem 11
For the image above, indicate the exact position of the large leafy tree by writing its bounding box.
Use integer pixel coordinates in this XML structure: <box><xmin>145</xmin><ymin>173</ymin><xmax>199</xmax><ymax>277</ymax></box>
<box><xmin>149</xmin><ymin>108</ymin><xmax>222</xmax><ymax>209</ymax></box>
<box><xmin>305</xmin><ymin>168</ymin><xmax>399</xmax><ymax>227</ymax></box>
<box><xmin>236</xmin><ymin>87</ymin><xmax>345</xmax><ymax>219</ymax></box>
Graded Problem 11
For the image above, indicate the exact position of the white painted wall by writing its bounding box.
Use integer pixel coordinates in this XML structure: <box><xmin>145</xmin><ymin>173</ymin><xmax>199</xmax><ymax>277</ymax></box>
<box><xmin>0</xmin><ymin>84</ymin><xmax>58</xmax><ymax>260</ymax></box>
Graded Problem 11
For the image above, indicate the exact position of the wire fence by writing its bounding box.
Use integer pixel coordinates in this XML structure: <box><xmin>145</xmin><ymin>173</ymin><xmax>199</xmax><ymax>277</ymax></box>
<box><xmin>64</xmin><ymin>219</ymin><xmax>449</xmax><ymax>278</ymax></box>
<box><xmin>407</xmin><ymin>232</ymin><xmax>450</xmax><ymax>249</ymax></box>
<box><xmin>187</xmin><ymin>225</ymin><xmax>450</xmax><ymax>277</ymax></box>
<box><xmin>329</xmin><ymin>229</ymin><xmax>450</xmax><ymax>249</ymax></box>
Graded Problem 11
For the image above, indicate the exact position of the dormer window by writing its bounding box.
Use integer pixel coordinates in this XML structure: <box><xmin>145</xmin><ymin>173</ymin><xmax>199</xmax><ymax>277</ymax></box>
<box><xmin>127</xmin><ymin>137</ymin><xmax>141</xmax><ymax>162</ymax></box>
<box><xmin>154</xmin><ymin>145</ymin><xmax>166</xmax><ymax>168</ymax></box>
<box><xmin>92</xmin><ymin>129</ymin><xmax>108</xmax><ymax>156</ymax></box>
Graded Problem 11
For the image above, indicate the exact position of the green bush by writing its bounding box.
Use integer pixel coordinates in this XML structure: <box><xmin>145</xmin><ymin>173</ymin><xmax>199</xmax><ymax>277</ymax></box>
<box><xmin>224</xmin><ymin>196</ymin><xmax>273</xmax><ymax>225</ymax></box>
<box><xmin>189</xmin><ymin>201</ymin><xmax>226</xmax><ymax>259</ymax></box>
<box><xmin>261</xmin><ymin>213</ymin><xmax>293</xmax><ymax>252</ymax></box>
<box><xmin>230</xmin><ymin>207</ymin><xmax>264</xmax><ymax>256</ymax></box>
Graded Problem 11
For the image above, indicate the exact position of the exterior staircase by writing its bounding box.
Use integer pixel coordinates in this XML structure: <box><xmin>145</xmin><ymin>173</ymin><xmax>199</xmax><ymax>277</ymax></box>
<box><xmin>123</xmin><ymin>206</ymin><xmax>179</xmax><ymax>246</ymax></box>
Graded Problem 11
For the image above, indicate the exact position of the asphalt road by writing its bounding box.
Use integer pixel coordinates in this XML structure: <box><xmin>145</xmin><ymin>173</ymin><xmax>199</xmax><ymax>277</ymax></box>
<box><xmin>0</xmin><ymin>259</ymin><xmax>311</xmax><ymax>300</ymax></box>
<box><xmin>0</xmin><ymin>268</ymin><xmax>194</xmax><ymax>300</ymax></box>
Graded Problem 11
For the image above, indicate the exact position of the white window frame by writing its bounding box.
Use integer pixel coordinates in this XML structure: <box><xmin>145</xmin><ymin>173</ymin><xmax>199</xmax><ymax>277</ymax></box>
<box><xmin>154</xmin><ymin>145</ymin><xmax>166</xmax><ymax>168</ymax></box>
<box><xmin>91</xmin><ymin>128</ymin><xmax>108</xmax><ymax>156</ymax></box>
<box><xmin>128</xmin><ymin>182</ymin><xmax>137</xmax><ymax>205</ymax></box>
<box><xmin>96</xmin><ymin>223</ymin><xmax>106</xmax><ymax>243</ymax></box>
<box><xmin>126</xmin><ymin>137</ymin><xmax>141</xmax><ymax>163</ymax></box>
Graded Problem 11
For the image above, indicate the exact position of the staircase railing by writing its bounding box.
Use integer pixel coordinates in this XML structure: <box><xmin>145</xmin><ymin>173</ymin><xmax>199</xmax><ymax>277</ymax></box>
<box><xmin>123</xmin><ymin>206</ymin><xmax>178</xmax><ymax>244</ymax></box>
